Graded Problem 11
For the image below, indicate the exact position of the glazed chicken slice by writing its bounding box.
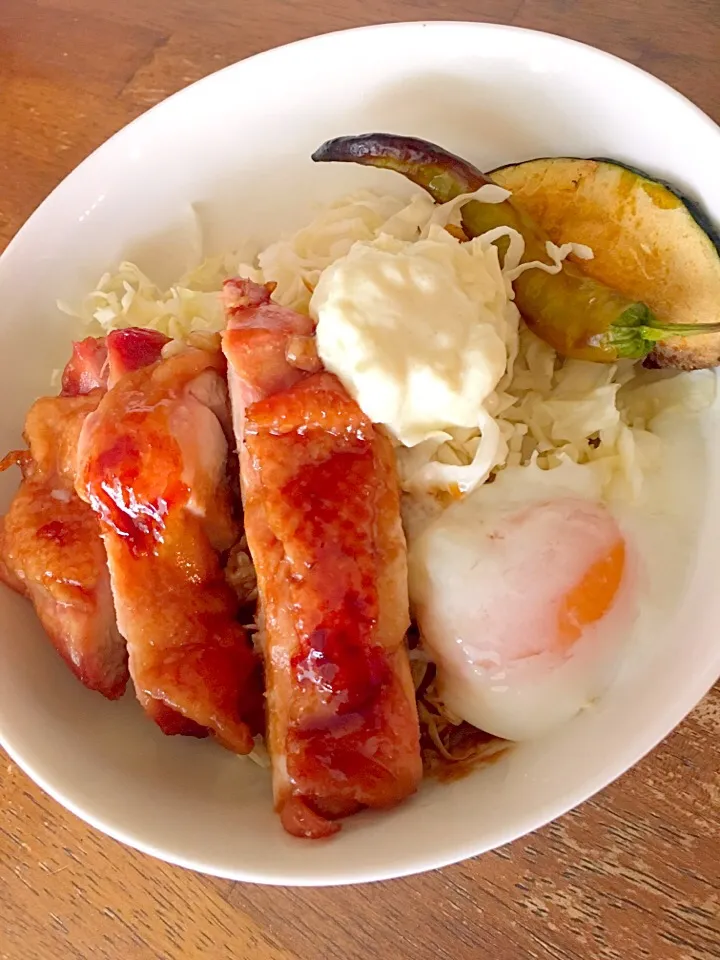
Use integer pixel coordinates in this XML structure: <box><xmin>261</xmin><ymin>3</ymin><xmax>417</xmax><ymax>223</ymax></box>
<box><xmin>0</xmin><ymin>340</ymin><xmax>121</xmax><ymax>697</ymax></box>
<box><xmin>61</xmin><ymin>335</ymin><xmax>109</xmax><ymax>396</ymax></box>
<box><xmin>222</xmin><ymin>278</ymin><xmax>422</xmax><ymax>838</ymax></box>
<box><xmin>61</xmin><ymin>327</ymin><xmax>172</xmax><ymax>395</ymax></box>
<box><xmin>76</xmin><ymin>340</ymin><xmax>261</xmax><ymax>751</ymax></box>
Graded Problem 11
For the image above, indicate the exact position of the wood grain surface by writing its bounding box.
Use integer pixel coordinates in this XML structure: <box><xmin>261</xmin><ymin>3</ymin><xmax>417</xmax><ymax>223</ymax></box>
<box><xmin>1</xmin><ymin>1</ymin><xmax>718</xmax><ymax>958</ymax></box>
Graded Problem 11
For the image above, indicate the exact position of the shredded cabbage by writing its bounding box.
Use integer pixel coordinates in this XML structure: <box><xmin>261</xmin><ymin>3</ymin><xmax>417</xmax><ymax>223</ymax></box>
<box><xmin>60</xmin><ymin>188</ymin><xmax>715</xmax><ymax>505</ymax></box>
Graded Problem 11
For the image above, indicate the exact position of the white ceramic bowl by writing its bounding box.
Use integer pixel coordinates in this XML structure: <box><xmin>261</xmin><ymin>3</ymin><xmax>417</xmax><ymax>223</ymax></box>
<box><xmin>1</xmin><ymin>21</ymin><xmax>719</xmax><ymax>886</ymax></box>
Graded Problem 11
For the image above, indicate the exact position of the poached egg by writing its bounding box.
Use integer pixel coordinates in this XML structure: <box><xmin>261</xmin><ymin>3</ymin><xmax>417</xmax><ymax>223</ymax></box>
<box><xmin>408</xmin><ymin>461</ymin><xmax>636</xmax><ymax>741</ymax></box>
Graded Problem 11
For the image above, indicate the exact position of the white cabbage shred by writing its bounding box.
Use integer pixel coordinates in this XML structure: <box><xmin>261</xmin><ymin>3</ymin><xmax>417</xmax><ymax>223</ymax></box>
<box><xmin>60</xmin><ymin>188</ymin><xmax>715</xmax><ymax>504</ymax></box>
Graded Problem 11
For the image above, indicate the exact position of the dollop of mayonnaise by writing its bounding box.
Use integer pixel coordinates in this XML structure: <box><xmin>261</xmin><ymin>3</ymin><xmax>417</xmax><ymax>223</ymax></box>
<box><xmin>310</xmin><ymin>228</ymin><xmax>513</xmax><ymax>448</ymax></box>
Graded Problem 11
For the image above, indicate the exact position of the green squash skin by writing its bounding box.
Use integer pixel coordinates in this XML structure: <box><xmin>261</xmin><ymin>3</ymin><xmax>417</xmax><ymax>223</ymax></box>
<box><xmin>491</xmin><ymin>157</ymin><xmax>720</xmax><ymax>255</ymax></box>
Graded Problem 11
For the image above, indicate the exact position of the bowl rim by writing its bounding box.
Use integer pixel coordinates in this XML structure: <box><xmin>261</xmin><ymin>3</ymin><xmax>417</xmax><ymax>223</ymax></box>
<box><xmin>1</xmin><ymin>18</ymin><xmax>719</xmax><ymax>886</ymax></box>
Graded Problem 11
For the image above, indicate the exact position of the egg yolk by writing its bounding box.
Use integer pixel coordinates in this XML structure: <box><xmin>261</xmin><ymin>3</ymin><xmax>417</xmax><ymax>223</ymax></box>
<box><xmin>557</xmin><ymin>537</ymin><xmax>626</xmax><ymax>649</ymax></box>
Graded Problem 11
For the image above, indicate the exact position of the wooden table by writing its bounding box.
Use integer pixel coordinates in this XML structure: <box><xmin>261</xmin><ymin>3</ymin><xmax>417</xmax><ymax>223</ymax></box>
<box><xmin>1</xmin><ymin>2</ymin><xmax>718</xmax><ymax>958</ymax></box>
